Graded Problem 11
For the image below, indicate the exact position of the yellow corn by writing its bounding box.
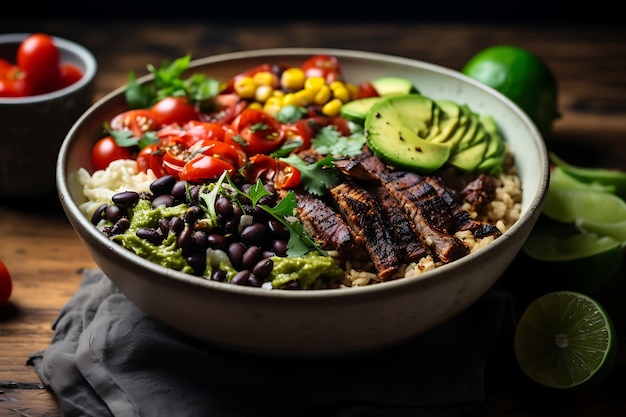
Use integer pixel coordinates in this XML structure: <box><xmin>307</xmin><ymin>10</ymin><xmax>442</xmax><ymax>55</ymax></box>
<box><xmin>247</xmin><ymin>102</ymin><xmax>263</xmax><ymax>111</ymax></box>
<box><xmin>322</xmin><ymin>98</ymin><xmax>343</xmax><ymax>117</ymax></box>
<box><xmin>263</xmin><ymin>96</ymin><xmax>283</xmax><ymax>118</ymax></box>
<box><xmin>330</xmin><ymin>81</ymin><xmax>350</xmax><ymax>103</ymax></box>
<box><xmin>293</xmin><ymin>89</ymin><xmax>314</xmax><ymax>106</ymax></box>
<box><xmin>233</xmin><ymin>76</ymin><xmax>257</xmax><ymax>99</ymax></box>
<box><xmin>304</xmin><ymin>76</ymin><xmax>326</xmax><ymax>94</ymax></box>
<box><xmin>252</xmin><ymin>71</ymin><xmax>276</xmax><ymax>87</ymax></box>
<box><xmin>313</xmin><ymin>85</ymin><xmax>332</xmax><ymax>105</ymax></box>
<box><xmin>254</xmin><ymin>85</ymin><xmax>274</xmax><ymax>103</ymax></box>
<box><xmin>281</xmin><ymin>67</ymin><xmax>306</xmax><ymax>91</ymax></box>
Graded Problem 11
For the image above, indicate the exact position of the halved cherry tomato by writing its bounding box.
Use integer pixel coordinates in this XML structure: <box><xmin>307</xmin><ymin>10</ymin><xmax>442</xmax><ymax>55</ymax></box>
<box><xmin>151</xmin><ymin>96</ymin><xmax>198</xmax><ymax>126</ymax></box>
<box><xmin>0</xmin><ymin>74</ymin><xmax>31</xmax><ymax>97</ymax></box>
<box><xmin>16</xmin><ymin>33</ymin><xmax>61</xmax><ymax>93</ymax></box>
<box><xmin>245</xmin><ymin>154</ymin><xmax>301</xmax><ymax>190</ymax></box>
<box><xmin>200</xmin><ymin>93</ymin><xmax>247</xmax><ymax>124</ymax></box>
<box><xmin>355</xmin><ymin>81</ymin><xmax>380</xmax><ymax>99</ymax></box>
<box><xmin>161</xmin><ymin>147</ymin><xmax>186</xmax><ymax>178</ymax></box>
<box><xmin>182</xmin><ymin>120</ymin><xmax>227</xmax><ymax>144</ymax></box>
<box><xmin>179</xmin><ymin>154</ymin><xmax>234</xmax><ymax>183</ymax></box>
<box><xmin>55</xmin><ymin>63</ymin><xmax>83</xmax><ymax>89</ymax></box>
<box><xmin>226</xmin><ymin>108</ymin><xmax>286</xmax><ymax>156</ymax></box>
<box><xmin>189</xmin><ymin>139</ymin><xmax>244</xmax><ymax>169</ymax></box>
<box><xmin>300</xmin><ymin>55</ymin><xmax>342</xmax><ymax>84</ymax></box>
<box><xmin>110</xmin><ymin>109</ymin><xmax>162</xmax><ymax>139</ymax></box>
<box><xmin>136</xmin><ymin>143</ymin><xmax>168</xmax><ymax>177</ymax></box>
<box><xmin>92</xmin><ymin>136</ymin><xmax>132</xmax><ymax>171</ymax></box>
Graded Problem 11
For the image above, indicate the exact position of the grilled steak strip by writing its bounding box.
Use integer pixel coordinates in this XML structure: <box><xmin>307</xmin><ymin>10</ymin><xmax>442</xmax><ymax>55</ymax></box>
<box><xmin>295</xmin><ymin>189</ymin><xmax>354</xmax><ymax>252</ymax></box>
<box><xmin>330</xmin><ymin>181</ymin><xmax>400</xmax><ymax>279</ymax></box>
<box><xmin>367</xmin><ymin>183</ymin><xmax>430</xmax><ymax>264</ymax></box>
<box><xmin>381</xmin><ymin>171</ymin><xmax>471</xmax><ymax>264</ymax></box>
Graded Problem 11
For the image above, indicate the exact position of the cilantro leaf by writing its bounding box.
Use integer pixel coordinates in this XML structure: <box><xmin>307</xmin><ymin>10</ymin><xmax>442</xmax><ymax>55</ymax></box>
<box><xmin>311</xmin><ymin>125</ymin><xmax>367</xmax><ymax>158</ymax></box>
<box><xmin>281</xmin><ymin>154</ymin><xmax>340</xmax><ymax>196</ymax></box>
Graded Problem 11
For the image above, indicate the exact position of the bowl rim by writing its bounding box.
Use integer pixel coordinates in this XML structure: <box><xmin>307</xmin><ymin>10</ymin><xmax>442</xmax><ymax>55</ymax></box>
<box><xmin>57</xmin><ymin>47</ymin><xmax>549</xmax><ymax>300</ymax></box>
<box><xmin>0</xmin><ymin>32</ymin><xmax>97</xmax><ymax>104</ymax></box>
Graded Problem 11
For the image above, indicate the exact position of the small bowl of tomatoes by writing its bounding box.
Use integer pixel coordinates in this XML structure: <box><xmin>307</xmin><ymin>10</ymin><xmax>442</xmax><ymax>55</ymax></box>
<box><xmin>0</xmin><ymin>33</ymin><xmax>97</xmax><ymax>199</ymax></box>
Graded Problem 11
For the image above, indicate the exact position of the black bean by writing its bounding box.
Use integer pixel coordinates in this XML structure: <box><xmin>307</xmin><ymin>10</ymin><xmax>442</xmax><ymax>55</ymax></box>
<box><xmin>136</xmin><ymin>228</ymin><xmax>164</xmax><ymax>245</ymax></box>
<box><xmin>207</xmin><ymin>233</ymin><xmax>228</xmax><ymax>251</ymax></box>
<box><xmin>240</xmin><ymin>223</ymin><xmax>268</xmax><ymax>246</ymax></box>
<box><xmin>105</xmin><ymin>205</ymin><xmax>124</xmax><ymax>222</ymax></box>
<box><xmin>178</xmin><ymin>227</ymin><xmax>192</xmax><ymax>252</ymax></box>
<box><xmin>184</xmin><ymin>206</ymin><xmax>203</xmax><ymax>225</ymax></box>
<box><xmin>152</xmin><ymin>194</ymin><xmax>175</xmax><ymax>208</ymax></box>
<box><xmin>171</xmin><ymin>180</ymin><xmax>188</xmax><ymax>202</ymax></box>
<box><xmin>227</xmin><ymin>242</ymin><xmax>246</xmax><ymax>269</ymax></box>
<box><xmin>110</xmin><ymin>217</ymin><xmax>130</xmax><ymax>235</ymax></box>
<box><xmin>192</xmin><ymin>230</ymin><xmax>209</xmax><ymax>249</ymax></box>
<box><xmin>262</xmin><ymin>249</ymin><xmax>276</xmax><ymax>259</ymax></box>
<box><xmin>112</xmin><ymin>191</ymin><xmax>140</xmax><ymax>207</ymax></box>
<box><xmin>150</xmin><ymin>175</ymin><xmax>176</xmax><ymax>196</ymax></box>
<box><xmin>267</xmin><ymin>218</ymin><xmax>289</xmax><ymax>239</ymax></box>
<box><xmin>186</xmin><ymin>253</ymin><xmax>206</xmax><ymax>275</ymax></box>
<box><xmin>252</xmin><ymin>258</ymin><xmax>273</xmax><ymax>280</ymax></box>
<box><xmin>158</xmin><ymin>218</ymin><xmax>170</xmax><ymax>235</ymax></box>
<box><xmin>272</xmin><ymin>239</ymin><xmax>288</xmax><ymax>256</ymax></box>
<box><xmin>169</xmin><ymin>216</ymin><xmax>185</xmax><ymax>234</ymax></box>
<box><xmin>242</xmin><ymin>245</ymin><xmax>262</xmax><ymax>270</ymax></box>
<box><xmin>231</xmin><ymin>270</ymin><xmax>250</xmax><ymax>285</ymax></box>
<box><xmin>91</xmin><ymin>204</ymin><xmax>108</xmax><ymax>225</ymax></box>
<box><xmin>215</xmin><ymin>196</ymin><xmax>233</xmax><ymax>219</ymax></box>
<box><xmin>189</xmin><ymin>185</ymin><xmax>201</xmax><ymax>201</ymax></box>
<box><xmin>247</xmin><ymin>273</ymin><xmax>263</xmax><ymax>287</ymax></box>
<box><xmin>211</xmin><ymin>270</ymin><xmax>227</xmax><ymax>282</ymax></box>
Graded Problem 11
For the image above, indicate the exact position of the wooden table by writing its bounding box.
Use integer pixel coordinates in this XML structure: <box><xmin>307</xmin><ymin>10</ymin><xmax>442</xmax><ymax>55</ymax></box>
<box><xmin>1</xmin><ymin>19</ymin><xmax>625</xmax><ymax>416</ymax></box>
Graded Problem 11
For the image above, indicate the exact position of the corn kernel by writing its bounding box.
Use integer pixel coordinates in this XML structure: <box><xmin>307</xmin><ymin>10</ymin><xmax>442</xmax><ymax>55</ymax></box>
<box><xmin>252</xmin><ymin>71</ymin><xmax>277</xmax><ymax>87</ymax></box>
<box><xmin>281</xmin><ymin>67</ymin><xmax>306</xmax><ymax>91</ymax></box>
<box><xmin>313</xmin><ymin>85</ymin><xmax>332</xmax><ymax>105</ymax></box>
<box><xmin>330</xmin><ymin>81</ymin><xmax>350</xmax><ymax>102</ymax></box>
<box><xmin>247</xmin><ymin>102</ymin><xmax>263</xmax><ymax>111</ymax></box>
<box><xmin>293</xmin><ymin>89</ymin><xmax>314</xmax><ymax>106</ymax></box>
<box><xmin>254</xmin><ymin>85</ymin><xmax>274</xmax><ymax>103</ymax></box>
<box><xmin>322</xmin><ymin>98</ymin><xmax>343</xmax><ymax>117</ymax></box>
<box><xmin>282</xmin><ymin>93</ymin><xmax>299</xmax><ymax>107</ymax></box>
<box><xmin>304</xmin><ymin>76</ymin><xmax>326</xmax><ymax>93</ymax></box>
<box><xmin>233</xmin><ymin>76</ymin><xmax>257</xmax><ymax>99</ymax></box>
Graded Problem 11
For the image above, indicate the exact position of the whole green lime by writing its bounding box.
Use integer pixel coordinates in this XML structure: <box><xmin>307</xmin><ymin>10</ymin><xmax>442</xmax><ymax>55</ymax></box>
<box><xmin>462</xmin><ymin>45</ymin><xmax>559</xmax><ymax>137</ymax></box>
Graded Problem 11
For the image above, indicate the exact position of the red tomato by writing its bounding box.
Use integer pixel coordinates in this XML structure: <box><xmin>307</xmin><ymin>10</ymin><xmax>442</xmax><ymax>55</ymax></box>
<box><xmin>180</xmin><ymin>120</ymin><xmax>227</xmax><ymax>145</ymax></box>
<box><xmin>55</xmin><ymin>63</ymin><xmax>83</xmax><ymax>89</ymax></box>
<box><xmin>151</xmin><ymin>96</ymin><xmax>198</xmax><ymax>126</ymax></box>
<box><xmin>225</xmin><ymin>109</ymin><xmax>285</xmax><ymax>156</ymax></box>
<box><xmin>92</xmin><ymin>136</ymin><xmax>132</xmax><ymax>171</ymax></box>
<box><xmin>0</xmin><ymin>74</ymin><xmax>31</xmax><ymax>97</ymax></box>
<box><xmin>136</xmin><ymin>144</ymin><xmax>168</xmax><ymax>177</ymax></box>
<box><xmin>161</xmin><ymin>148</ymin><xmax>186</xmax><ymax>178</ymax></box>
<box><xmin>245</xmin><ymin>154</ymin><xmax>301</xmax><ymax>190</ymax></box>
<box><xmin>201</xmin><ymin>93</ymin><xmax>247</xmax><ymax>124</ymax></box>
<box><xmin>0</xmin><ymin>259</ymin><xmax>12</xmax><ymax>307</ymax></box>
<box><xmin>0</xmin><ymin>58</ymin><xmax>12</xmax><ymax>78</ymax></box>
<box><xmin>300</xmin><ymin>55</ymin><xmax>342</xmax><ymax>83</ymax></box>
<box><xmin>110</xmin><ymin>109</ymin><xmax>162</xmax><ymax>139</ymax></box>
<box><xmin>16</xmin><ymin>33</ymin><xmax>61</xmax><ymax>92</ymax></box>
<box><xmin>355</xmin><ymin>81</ymin><xmax>380</xmax><ymax>99</ymax></box>
<box><xmin>189</xmin><ymin>139</ymin><xmax>244</xmax><ymax>169</ymax></box>
<box><xmin>179</xmin><ymin>154</ymin><xmax>234</xmax><ymax>183</ymax></box>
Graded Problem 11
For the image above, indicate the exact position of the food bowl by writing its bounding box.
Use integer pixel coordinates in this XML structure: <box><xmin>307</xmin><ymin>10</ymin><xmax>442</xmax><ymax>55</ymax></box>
<box><xmin>0</xmin><ymin>33</ymin><xmax>97</xmax><ymax>198</ymax></box>
<box><xmin>57</xmin><ymin>48</ymin><xmax>549</xmax><ymax>358</ymax></box>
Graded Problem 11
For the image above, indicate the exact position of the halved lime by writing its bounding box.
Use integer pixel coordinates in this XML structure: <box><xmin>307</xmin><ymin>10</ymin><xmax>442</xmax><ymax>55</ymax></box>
<box><xmin>542</xmin><ymin>187</ymin><xmax>626</xmax><ymax>224</ymax></box>
<box><xmin>514</xmin><ymin>291</ymin><xmax>617</xmax><ymax>389</ymax></box>
<box><xmin>550</xmin><ymin>153</ymin><xmax>626</xmax><ymax>199</ymax></box>
<box><xmin>523</xmin><ymin>218</ymin><xmax>623</xmax><ymax>292</ymax></box>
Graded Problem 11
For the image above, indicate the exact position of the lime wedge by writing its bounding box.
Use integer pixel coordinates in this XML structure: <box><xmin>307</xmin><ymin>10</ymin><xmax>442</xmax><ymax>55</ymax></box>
<box><xmin>542</xmin><ymin>187</ymin><xmax>626</xmax><ymax>224</ymax></box>
<box><xmin>576</xmin><ymin>218</ymin><xmax>626</xmax><ymax>245</ymax></box>
<box><xmin>550</xmin><ymin>153</ymin><xmax>626</xmax><ymax>199</ymax></box>
<box><xmin>515</xmin><ymin>291</ymin><xmax>617</xmax><ymax>389</ymax></box>
<box><xmin>549</xmin><ymin>166</ymin><xmax>615</xmax><ymax>194</ymax></box>
<box><xmin>523</xmin><ymin>218</ymin><xmax>623</xmax><ymax>292</ymax></box>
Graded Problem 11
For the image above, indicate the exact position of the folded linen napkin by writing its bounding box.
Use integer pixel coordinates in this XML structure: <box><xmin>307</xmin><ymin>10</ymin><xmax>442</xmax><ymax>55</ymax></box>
<box><xmin>28</xmin><ymin>269</ymin><xmax>514</xmax><ymax>417</ymax></box>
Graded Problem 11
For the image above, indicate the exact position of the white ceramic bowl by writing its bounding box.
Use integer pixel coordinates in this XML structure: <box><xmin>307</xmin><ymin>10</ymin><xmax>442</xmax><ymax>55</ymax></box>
<box><xmin>57</xmin><ymin>48</ymin><xmax>549</xmax><ymax>357</ymax></box>
<box><xmin>0</xmin><ymin>33</ymin><xmax>97</xmax><ymax>198</ymax></box>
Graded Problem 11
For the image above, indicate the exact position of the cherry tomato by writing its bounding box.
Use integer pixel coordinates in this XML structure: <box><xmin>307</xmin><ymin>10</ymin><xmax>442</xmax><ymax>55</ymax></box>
<box><xmin>110</xmin><ymin>109</ymin><xmax>162</xmax><ymax>139</ymax></box>
<box><xmin>180</xmin><ymin>120</ymin><xmax>227</xmax><ymax>146</ymax></box>
<box><xmin>0</xmin><ymin>58</ymin><xmax>12</xmax><ymax>78</ymax></box>
<box><xmin>0</xmin><ymin>259</ymin><xmax>12</xmax><ymax>307</ymax></box>
<box><xmin>355</xmin><ymin>81</ymin><xmax>380</xmax><ymax>99</ymax></box>
<box><xmin>92</xmin><ymin>136</ymin><xmax>132</xmax><ymax>171</ymax></box>
<box><xmin>300</xmin><ymin>55</ymin><xmax>342</xmax><ymax>83</ymax></box>
<box><xmin>179</xmin><ymin>154</ymin><xmax>234</xmax><ymax>183</ymax></box>
<box><xmin>0</xmin><ymin>74</ymin><xmax>31</xmax><ymax>97</ymax></box>
<box><xmin>225</xmin><ymin>109</ymin><xmax>286</xmax><ymax>156</ymax></box>
<box><xmin>245</xmin><ymin>154</ymin><xmax>301</xmax><ymax>190</ymax></box>
<box><xmin>16</xmin><ymin>33</ymin><xmax>61</xmax><ymax>92</ymax></box>
<box><xmin>151</xmin><ymin>96</ymin><xmax>198</xmax><ymax>126</ymax></box>
<box><xmin>201</xmin><ymin>93</ymin><xmax>247</xmax><ymax>124</ymax></box>
<box><xmin>55</xmin><ymin>63</ymin><xmax>83</xmax><ymax>89</ymax></box>
<box><xmin>189</xmin><ymin>139</ymin><xmax>244</xmax><ymax>169</ymax></box>
<box><xmin>161</xmin><ymin>147</ymin><xmax>186</xmax><ymax>178</ymax></box>
<box><xmin>136</xmin><ymin>143</ymin><xmax>168</xmax><ymax>177</ymax></box>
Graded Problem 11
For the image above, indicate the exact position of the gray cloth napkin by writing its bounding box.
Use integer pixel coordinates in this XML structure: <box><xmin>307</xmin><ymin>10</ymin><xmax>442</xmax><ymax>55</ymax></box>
<box><xmin>27</xmin><ymin>269</ymin><xmax>514</xmax><ymax>417</ymax></box>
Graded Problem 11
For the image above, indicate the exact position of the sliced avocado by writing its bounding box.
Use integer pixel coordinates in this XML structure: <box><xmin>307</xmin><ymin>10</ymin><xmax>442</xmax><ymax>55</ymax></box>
<box><xmin>427</xmin><ymin>100</ymin><xmax>461</xmax><ymax>143</ymax></box>
<box><xmin>371</xmin><ymin>76</ymin><xmax>420</xmax><ymax>96</ymax></box>
<box><xmin>340</xmin><ymin>96</ymin><xmax>382</xmax><ymax>125</ymax></box>
<box><xmin>441</xmin><ymin>104</ymin><xmax>472</xmax><ymax>151</ymax></box>
<box><xmin>455</xmin><ymin>110</ymin><xmax>481</xmax><ymax>153</ymax></box>
<box><xmin>448</xmin><ymin>138</ymin><xmax>489</xmax><ymax>172</ymax></box>
<box><xmin>365</xmin><ymin>94</ymin><xmax>451</xmax><ymax>172</ymax></box>
<box><xmin>475</xmin><ymin>115</ymin><xmax>507</xmax><ymax>173</ymax></box>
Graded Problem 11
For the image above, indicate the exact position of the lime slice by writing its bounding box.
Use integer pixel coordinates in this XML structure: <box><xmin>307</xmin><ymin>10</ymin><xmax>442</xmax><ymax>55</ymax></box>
<box><xmin>515</xmin><ymin>291</ymin><xmax>617</xmax><ymax>389</ymax></box>
<box><xmin>550</xmin><ymin>153</ymin><xmax>626</xmax><ymax>199</ymax></box>
<box><xmin>542</xmin><ymin>187</ymin><xmax>626</xmax><ymax>224</ymax></box>
<box><xmin>549</xmin><ymin>166</ymin><xmax>615</xmax><ymax>194</ymax></box>
<box><xmin>523</xmin><ymin>218</ymin><xmax>623</xmax><ymax>292</ymax></box>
